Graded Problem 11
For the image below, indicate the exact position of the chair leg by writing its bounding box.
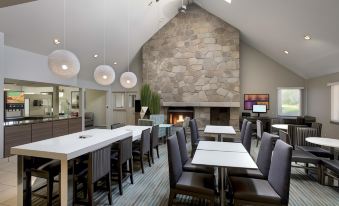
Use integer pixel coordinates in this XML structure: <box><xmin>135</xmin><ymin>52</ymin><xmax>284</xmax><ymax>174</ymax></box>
<box><xmin>148</xmin><ymin>152</ymin><xmax>152</xmax><ymax>167</ymax></box>
<box><xmin>151</xmin><ymin>148</ymin><xmax>155</xmax><ymax>164</ymax></box>
<box><xmin>118</xmin><ymin>164</ymin><xmax>123</xmax><ymax>195</ymax></box>
<box><xmin>129</xmin><ymin>159</ymin><xmax>134</xmax><ymax>184</ymax></box>
<box><xmin>47</xmin><ymin>175</ymin><xmax>53</xmax><ymax>206</ymax></box>
<box><xmin>88</xmin><ymin>182</ymin><xmax>94</xmax><ymax>206</ymax></box>
<box><xmin>256</xmin><ymin>137</ymin><xmax>259</xmax><ymax>147</ymax></box>
<box><xmin>140</xmin><ymin>156</ymin><xmax>144</xmax><ymax>174</ymax></box>
<box><xmin>168</xmin><ymin>190</ymin><xmax>176</xmax><ymax>206</ymax></box>
<box><xmin>72</xmin><ymin>176</ymin><xmax>77</xmax><ymax>205</ymax></box>
<box><xmin>107</xmin><ymin>174</ymin><xmax>112</xmax><ymax>205</ymax></box>
<box><xmin>25</xmin><ymin>170</ymin><xmax>32</xmax><ymax>206</ymax></box>
<box><xmin>156</xmin><ymin>145</ymin><xmax>160</xmax><ymax>158</ymax></box>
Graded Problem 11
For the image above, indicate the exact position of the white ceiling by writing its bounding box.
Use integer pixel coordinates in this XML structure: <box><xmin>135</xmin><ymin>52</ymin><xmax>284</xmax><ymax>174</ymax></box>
<box><xmin>195</xmin><ymin>0</ymin><xmax>339</xmax><ymax>79</ymax></box>
<box><xmin>0</xmin><ymin>0</ymin><xmax>338</xmax><ymax>79</ymax></box>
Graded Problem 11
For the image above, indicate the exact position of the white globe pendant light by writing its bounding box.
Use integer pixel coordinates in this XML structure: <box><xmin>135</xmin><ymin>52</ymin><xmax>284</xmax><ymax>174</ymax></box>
<box><xmin>120</xmin><ymin>71</ymin><xmax>137</xmax><ymax>89</ymax></box>
<box><xmin>94</xmin><ymin>65</ymin><xmax>115</xmax><ymax>86</ymax></box>
<box><xmin>120</xmin><ymin>0</ymin><xmax>137</xmax><ymax>89</ymax></box>
<box><xmin>48</xmin><ymin>49</ymin><xmax>80</xmax><ymax>78</ymax></box>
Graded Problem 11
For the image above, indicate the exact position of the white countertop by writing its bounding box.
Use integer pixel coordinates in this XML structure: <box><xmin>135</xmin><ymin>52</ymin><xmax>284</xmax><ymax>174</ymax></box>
<box><xmin>306</xmin><ymin>137</ymin><xmax>339</xmax><ymax>148</ymax></box>
<box><xmin>192</xmin><ymin>149</ymin><xmax>257</xmax><ymax>169</ymax></box>
<box><xmin>204</xmin><ymin>125</ymin><xmax>236</xmax><ymax>135</ymax></box>
<box><xmin>271</xmin><ymin>124</ymin><xmax>289</xmax><ymax>130</ymax></box>
<box><xmin>197</xmin><ymin>141</ymin><xmax>247</xmax><ymax>153</ymax></box>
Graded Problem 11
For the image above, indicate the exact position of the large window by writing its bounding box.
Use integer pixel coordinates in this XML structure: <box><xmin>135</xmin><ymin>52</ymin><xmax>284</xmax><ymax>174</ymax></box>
<box><xmin>278</xmin><ymin>88</ymin><xmax>303</xmax><ymax>116</ymax></box>
<box><xmin>113</xmin><ymin>93</ymin><xmax>125</xmax><ymax>109</ymax></box>
<box><xmin>330</xmin><ymin>83</ymin><xmax>339</xmax><ymax>123</ymax></box>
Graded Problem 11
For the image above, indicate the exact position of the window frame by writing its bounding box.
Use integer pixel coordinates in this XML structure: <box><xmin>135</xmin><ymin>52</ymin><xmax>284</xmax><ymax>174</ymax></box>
<box><xmin>329</xmin><ymin>82</ymin><xmax>339</xmax><ymax>124</ymax></box>
<box><xmin>277</xmin><ymin>87</ymin><xmax>304</xmax><ymax>117</ymax></box>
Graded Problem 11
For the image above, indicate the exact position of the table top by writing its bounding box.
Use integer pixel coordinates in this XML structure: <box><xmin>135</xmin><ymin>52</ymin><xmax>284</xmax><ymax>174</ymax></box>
<box><xmin>204</xmin><ymin>125</ymin><xmax>236</xmax><ymax>135</ymax></box>
<box><xmin>115</xmin><ymin>125</ymin><xmax>152</xmax><ymax>141</ymax></box>
<box><xmin>306</xmin><ymin>137</ymin><xmax>339</xmax><ymax>148</ymax></box>
<box><xmin>11</xmin><ymin>129</ymin><xmax>132</xmax><ymax>160</ymax></box>
<box><xmin>197</xmin><ymin>141</ymin><xmax>247</xmax><ymax>153</ymax></box>
<box><xmin>192</xmin><ymin>149</ymin><xmax>257</xmax><ymax>169</ymax></box>
<box><xmin>159</xmin><ymin>124</ymin><xmax>173</xmax><ymax>128</ymax></box>
<box><xmin>272</xmin><ymin>124</ymin><xmax>289</xmax><ymax>130</ymax></box>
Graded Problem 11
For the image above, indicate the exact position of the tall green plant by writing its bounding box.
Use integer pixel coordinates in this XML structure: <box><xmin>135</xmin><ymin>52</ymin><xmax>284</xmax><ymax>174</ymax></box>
<box><xmin>140</xmin><ymin>84</ymin><xmax>152</xmax><ymax>107</ymax></box>
<box><xmin>149</xmin><ymin>92</ymin><xmax>161</xmax><ymax>114</ymax></box>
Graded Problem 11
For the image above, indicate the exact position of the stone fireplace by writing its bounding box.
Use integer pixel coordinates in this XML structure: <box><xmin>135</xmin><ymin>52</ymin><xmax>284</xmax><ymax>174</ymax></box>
<box><xmin>142</xmin><ymin>4</ymin><xmax>240</xmax><ymax>128</ymax></box>
<box><xmin>167</xmin><ymin>107</ymin><xmax>194</xmax><ymax>125</ymax></box>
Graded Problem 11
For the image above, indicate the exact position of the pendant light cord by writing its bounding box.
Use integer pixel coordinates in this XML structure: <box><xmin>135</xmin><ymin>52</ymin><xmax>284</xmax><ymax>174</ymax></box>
<box><xmin>127</xmin><ymin>0</ymin><xmax>130</xmax><ymax>72</ymax></box>
<box><xmin>64</xmin><ymin>0</ymin><xmax>66</xmax><ymax>49</ymax></box>
<box><xmin>104</xmin><ymin>0</ymin><xmax>106</xmax><ymax>64</ymax></box>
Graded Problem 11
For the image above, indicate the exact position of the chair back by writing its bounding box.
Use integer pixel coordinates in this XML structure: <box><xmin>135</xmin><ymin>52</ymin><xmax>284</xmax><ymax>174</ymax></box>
<box><xmin>167</xmin><ymin>135</ymin><xmax>183</xmax><ymax>188</ymax></box>
<box><xmin>176</xmin><ymin>128</ymin><xmax>189</xmax><ymax>166</ymax></box>
<box><xmin>89</xmin><ymin>145</ymin><xmax>111</xmax><ymax>183</ymax></box>
<box><xmin>287</xmin><ymin>124</ymin><xmax>307</xmax><ymax>147</ymax></box>
<box><xmin>256</xmin><ymin>132</ymin><xmax>274</xmax><ymax>178</ymax></box>
<box><xmin>182</xmin><ymin>117</ymin><xmax>191</xmax><ymax>129</ymax></box>
<box><xmin>295</xmin><ymin>127</ymin><xmax>318</xmax><ymax>147</ymax></box>
<box><xmin>189</xmin><ymin>119</ymin><xmax>199</xmax><ymax>144</ymax></box>
<box><xmin>256</xmin><ymin>120</ymin><xmax>263</xmax><ymax>139</ymax></box>
<box><xmin>311</xmin><ymin>122</ymin><xmax>322</xmax><ymax>136</ymax></box>
<box><xmin>138</xmin><ymin>119</ymin><xmax>154</xmax><ymax>126</ymax></box>
<box><xmin>268</xmin><ymin>140</ymin><xmax>292</xmax><ymax>205</ymax></box>
<box><xmin>111</xmin><ymin>123</ymin><xmax>125</xmax><ymax>129</ymax></box>
<box><xmin>151</xmin><ymin>125</ymin><xmax>159</xmax><ymax>148</ymax></box>
<box><xmin>240</xmin><ymin>119</ymin><xmax>248</xmax><ymax>143</ymax></box>
<box><xmin>242</xmin><ymin>122</ymin><xmax>253</xmax><ymax>153</ymax></box>
<box><xmin>119</xmin><ymin>136</ymin><xmax>133</xmax><ymax>164</ymax></box>
<box><xmin>279</xmin><ymin>130</ymin><xmax>291</xmax><ymax>145</ymax></box>
<box><xmin>141</xmin><ymin>128</ymin><xmax>151</xmax><ymax>154</ymax></box>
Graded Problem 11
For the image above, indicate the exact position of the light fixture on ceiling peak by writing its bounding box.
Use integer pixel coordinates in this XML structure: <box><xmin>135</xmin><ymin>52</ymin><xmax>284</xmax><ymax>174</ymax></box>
<box><xmin>54</xmin><ymin>39</ymin><xmax>61</xmax><ymax>45</ymax></box>
<box><xmin>93</xmin><ymin>54</ymin><xmax>99</xmax><ymax>58</ymax></box>
<box><xmin>284</xmin><ymin>50</ymin><xmax>289</xmax><ymax>55</ymax></box>
<box><xmin>225</xmin><ymin>0</ymin><xmax>232</xmax><ymax>4</ymax></box>
<box><xmin>304</xmin><ymin>35</ymin><xmax>311</xmax><ymax>40</ymax></box>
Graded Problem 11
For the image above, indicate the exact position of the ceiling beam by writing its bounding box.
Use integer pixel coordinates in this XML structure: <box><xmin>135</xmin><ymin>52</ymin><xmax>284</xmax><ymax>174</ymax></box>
<box><xmin>0</xmin><ymin>0</ymin><xmax>36</xmax><ymax>8</ymax></box>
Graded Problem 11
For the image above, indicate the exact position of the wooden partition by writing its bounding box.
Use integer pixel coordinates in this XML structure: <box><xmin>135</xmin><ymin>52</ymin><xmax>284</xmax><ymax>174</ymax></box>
<box><xmin>69</xmin><ymin>117</ymin><xmax>82</xmax><ymax>133</ymax></box>
<box><xmin>32</xmin><ymin>121</ymin><xmax>53</xmax><ymax>142</ymax></box>
<box><xmin>52</xmin><ymin>119</ymin><xmax>69</xmax><ymax>137</ymax></box>
<box><xmin>4</xmin><ymin>124</ymin><xmax>31</xmax><ymax>157</ymax></box>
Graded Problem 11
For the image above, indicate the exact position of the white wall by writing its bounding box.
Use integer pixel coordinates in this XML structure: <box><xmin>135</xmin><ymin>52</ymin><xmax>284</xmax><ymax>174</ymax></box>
<box><xmin>0</xmin><ymin>33</ymin><xmax>5</xmax><ymax>157</ymax></box>
<box><xmin>85</xmin><ymin>90</ymin><xmax>107</xmax><ymax>127</ymax></box>
<box><xmin>240</xmin><ymin>42</ymin><xmax>306</xmax><ymax>117</ymax></box>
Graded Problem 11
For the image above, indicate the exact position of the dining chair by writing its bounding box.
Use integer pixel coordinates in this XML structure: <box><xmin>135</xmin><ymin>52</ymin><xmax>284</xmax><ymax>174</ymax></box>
<box><xmin>73</xmin><ymin>146</ymin><xmax>112</xmax><ymax>206</ymax></box>
<box><xmin>167</xmin><ymin>135</ymin><xmax>215</xmax><ymax>206</ymax></box>
<box><xmin>176</xmin><ymin>128</ymin><xmax>214</xmax><ymax>174</ymax></box>
<box><xmin>111</xmin><ymin>123</ymin><xmax>125</xmax><ymax>129</ymax></box>
<box><xmin>240</xmin><ymin>119</ymin><xmax>248</xmax><ymax>143</ymax></box>
<box><xmin>189</xmin><ymin>119</ymin><xmax>200</xmax><ymax>157</ymax></box>
<box><xmin>229</xmin><ymin>140</ymin><xmax>292</xmax><ymax>206</ymax></box>
<box><xmin>228</xmin><ymin>132</ymin><xmax>274</xmax><ymax>179</ymax></box>
<box><xmin>111</xmin><ymin>136</ymin><xmax>134</xmax><ymax>195</ymax></box>
<box><xmin>279</xmin><ymin>130</ymin><xmax>322</xmax><ymax>183</ymax></box>
<box><xmin>256</xmin><ymin>120</ymin><xmax>263</xmax><ymax>147</ymax></box>
<box><xmin>321</xmin><ymin>159</ymin><xmax>339</xmax><ymax>186</ymax></box>
<box><xmin>242</xmin><ymin>121</ymin><xmax>253</xmax><ymax>153</ymax></box>
<box><xmin>151</xmin><ymin>125</ymin><xmax>160</xmax><ymax>163</ymax></box>
<box><xmin>132</xmin><ymin>128</ymin><xmax>152</xmax><ymax>173</ymax></box>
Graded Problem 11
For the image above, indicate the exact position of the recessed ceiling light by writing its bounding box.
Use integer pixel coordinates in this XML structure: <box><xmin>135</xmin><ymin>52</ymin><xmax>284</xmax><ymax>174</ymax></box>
<box><xmin>225</xmin><ymin>0</ymin><xmax>232</xmax><ymax>4</ymax></box>
<box><xmin>93</xmin><ymin>54</ymin><xmax>99</xmax><ymax>58</ymax></box>
<box><xmin>113</xmin><ymin>61</ymin><xmax>117</xmax><ymax>65</ymax></box>
<box><xmin>283</xmin><ymin>50</ymin><xmax>289</xmax><ymax>54</ymax></box>
<box><xmin>54</xmin><ymin>39</ymin><xmax>61</xmax><ymax>45</ymax></box>
<box><xmin>304</xmin><ymin>35</ymin><xmax>311</xmax><ymax>40</ymax></box>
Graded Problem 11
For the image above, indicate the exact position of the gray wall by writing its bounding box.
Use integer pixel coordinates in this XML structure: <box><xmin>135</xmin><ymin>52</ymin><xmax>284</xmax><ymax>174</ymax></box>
<box><xmin>306</xmin><ymin>72</ymin><xmax>339</xmax><ymax>138</ymax></box>
<box><xmin>0</xmin><ymin>33</ymin><xmax>4</xmax><ymax>157</ymax></box>
<box><xmin>240</xmin><ymin>42</ymin><xmax>305</xmax><ymax>117</ymax></box>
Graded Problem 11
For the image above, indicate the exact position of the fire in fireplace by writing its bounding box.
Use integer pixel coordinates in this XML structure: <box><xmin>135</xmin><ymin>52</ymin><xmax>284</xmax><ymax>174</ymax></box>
<box><xmin>168</xmin><ymin>107</ymin><xmax>194</xmax><ymax>125</ymax></box>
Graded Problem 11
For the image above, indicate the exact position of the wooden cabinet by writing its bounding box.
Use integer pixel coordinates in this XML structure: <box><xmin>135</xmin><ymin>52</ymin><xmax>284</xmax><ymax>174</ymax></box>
<box><xmin>32</xmin><ymin>121</ymin><xmax>53</xmax><ymax>142</ymax></box>
<box><xmin>53</xmin><ymin>119</ymin><xmax>69</xmax><ymax>137</ymax></box>
<box><xmin>69</xmin><ymin>117</ymin><xmax>82</xmax><ymax>133</ymax></box>
<box><xmin>4</xmin><ymin>124</ymin><xmax>32</xmax><ymax>157</ymax></box>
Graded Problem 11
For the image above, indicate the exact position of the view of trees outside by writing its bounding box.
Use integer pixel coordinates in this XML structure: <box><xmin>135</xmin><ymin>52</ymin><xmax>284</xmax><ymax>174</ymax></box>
<box><xmin>280</xmin><ymin>89</ymin><xmax>301</xmax><ymax>116</ymax></box>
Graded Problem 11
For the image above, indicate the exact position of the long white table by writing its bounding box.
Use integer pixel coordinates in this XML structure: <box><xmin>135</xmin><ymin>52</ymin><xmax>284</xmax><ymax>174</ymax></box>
<box><xmin>197</xmin><ymin>141</ymin><xmax>247</xmax><ymax>153</ymax></box>
<box><xmin>11</xmin><ymin>126</ymin><xmax>151</xmax><ymax>206</ymax></box>
<box><xmin>204</xmin><ymin>125</ymin><xmax>236</xmax><ymax>141</ymax></box>
<box><xmin>115</xmin><ymin>125</ymin><xmax>152</xmax><ymax>141</ymax></box>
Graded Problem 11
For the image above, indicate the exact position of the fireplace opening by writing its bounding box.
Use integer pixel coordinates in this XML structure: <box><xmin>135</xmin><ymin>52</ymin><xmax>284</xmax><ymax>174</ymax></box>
<box><xmin>168</xmin><ymin>107</ymin><xmax>194</xmax><ymax>125</ymax></box>
<box><xmin>210</xmin><ymin>107</ymin><xmax>230</xmax><ymax>126</ymax></box>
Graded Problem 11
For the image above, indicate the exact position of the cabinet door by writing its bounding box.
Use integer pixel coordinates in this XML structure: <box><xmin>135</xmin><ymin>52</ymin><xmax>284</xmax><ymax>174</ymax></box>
<box><xmin>69</xmin><ymin>117</ymin><xmax>82</xmax><ymax>134</ymax></box>
<box><xmin>32</xmin><ymin>121</ymin><xmax>53</xmax><ymax>142</ymax></box>
<box><xmin>4</xmin><ymin>124</ymin><xmax>32</xmax><ymax>157</ymax></box>
<box><xmin>53</xmin><ymin>119</ymin><xmax>69</xmax><ymax>137</ymax></box>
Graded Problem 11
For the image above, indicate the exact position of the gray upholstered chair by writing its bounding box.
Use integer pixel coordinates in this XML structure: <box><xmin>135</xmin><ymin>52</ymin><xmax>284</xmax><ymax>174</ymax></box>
<box><xmin>240</xmin><ymin>119</ymin><xmax>248</xmax><ymax>143</ymax></box>
<box><xmin>111</xmin><ymin>123</ymin><xmax>125</xmax><ymax>129</ymax></box>
<box><xmin>279</xmin><ymin>130</ymin><xmax>322</xmax><ymax>183</ymax></box>
<box><xmin>228</xmin><ymin>132</ymin><xmax>274</xmax><ymax>179</ymax></box>
<box><xmin>151</xmin><ymin>125</ymin><xmax>160</xmax><ymax>163</ymax></box>
<box><xmin>167</xmin><ymin>135</ymin><xmax>215</xmax><ymax>206</ymax></box>
<box><xmin>242</xmin><ymin>122</ymin><xmax>253</xmax><ymax>153</ymax></box>
<box><xmin>132</xmin><ymin>128</ymin><xmax>152</xmax><ymax>173</ymax></box>
<box><xmin>256</xmin><ymin>120</ymin><xmax>263</xmax><ymax>147</ymax></box>
<box><xmin>230</xmin><ymin>140</ymin><xmax>292</xmax><ymax>206</ymax></box>
<box><xmin>189</xmin><ymin>119</ymin><xmax>200</xmax><ymax>157</ymax></box>
<box><xmin>73</xmin><ymin>146</ymin><xmax>112</xmax><ymax>205</ymax></box>
<box><xmin>176</xmin><ymin>128</ymin><xmax>214</xmax><ymax>174</ymax></box>
<box><xmin>111</xmin><ymin>136</ymin><xmax>133</xmax><ymax>195</ymax></box>
<box><xmin>287</xmin><ymin>124</ymin><xmax>307</xmax><ymax>148</ymax></box>
<box><xmin>321</xmin><ymin>160</ymin><xmax>339</xmax><ymax>185</ymax></box>
<box><xmin>138</xmin><ymin>119</ymin><xmax>154</xmax><ymax>126</ymax></box>
<box><xmin>295</xmin><ymin>127</ymin><xmax>333</xmax><ymax>159</ymax></box>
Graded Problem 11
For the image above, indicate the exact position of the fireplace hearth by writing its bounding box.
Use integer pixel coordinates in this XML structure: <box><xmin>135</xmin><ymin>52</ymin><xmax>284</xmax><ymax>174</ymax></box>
<box><xmin>167</xmin><ymin>107</ymin><xmax>194</xmax><ymax>125</ymax></box>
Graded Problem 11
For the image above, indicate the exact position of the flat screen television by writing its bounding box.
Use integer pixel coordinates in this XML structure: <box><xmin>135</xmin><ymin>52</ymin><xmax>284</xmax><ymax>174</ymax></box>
<box><xmin>252</xmin><ymin>105</ymin><xmax>267</xmax><ymax>117</ymax></box>
<box><xmin>244</xmin><ymin>94</ymin><xmax>269</xmax><ymax>110</ymax></box>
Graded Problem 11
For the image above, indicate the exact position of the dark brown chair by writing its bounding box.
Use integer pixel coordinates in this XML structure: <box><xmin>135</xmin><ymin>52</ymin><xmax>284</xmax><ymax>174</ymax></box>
<box><xmin>167</xmin><ymin>135</ymin><xmax>215</xmax><ymax>206</ymax></box>
<box><xmin>150</xmin><ymin>125</ymin><xmax>160</xmax><ymax>163</ymax></box>
<box><xmin>242</xmin><ymin>121</ymin><xmax>253</xmax><ymax>153</ymax></box>
<box><xmin>133</xmin><ymin>128</ymin><xmax>152</xmax><ymax>173</ymax></box>
<box><xmin>189</xmin><ymin>119</ymin><xmax>200</xmax><ymax>157</ymax></box>
<box><xmin>111</xmin><ymin>136</ymin><xmax>133</xmax><ymax>195</ymax></box>
<box><xmin>321</xmin><ymin>160</ymin><xmax>339</xmax><ymax>185</ymax></box>
<box><xmin>229</xmin><ymin>132</ymin><xmax>274</xmax><ymax>179</ymax></box>
<box><xmin>230</xmin><ymin>140</ymin><xmax>292</xmax><ymax>206</ymax></box>
<box><xmin>73</xmin><ymin>146</ymin><xmax>112</xmax><ymax>206</ymax></box>
<box><xmin>176</xmin><ymin>128</ymin><xmax>214</xmax><ymax>174</ymax></box>
<box><xmin>279</xmin><ymin>130</ymin><xmax>322</xmax><ymax>183</ymax></box>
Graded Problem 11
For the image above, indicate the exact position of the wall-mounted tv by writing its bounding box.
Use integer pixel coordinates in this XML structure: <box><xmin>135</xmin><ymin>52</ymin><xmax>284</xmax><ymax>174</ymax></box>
<box><xmin>244</xmin><ymin>94</ymin><xmax>269</xmax><ymax>110</ymax></box>
<box><xmin>6</xmin><ymin>91</ymin><xmax>25</xmax><ymax>104</ymax></box>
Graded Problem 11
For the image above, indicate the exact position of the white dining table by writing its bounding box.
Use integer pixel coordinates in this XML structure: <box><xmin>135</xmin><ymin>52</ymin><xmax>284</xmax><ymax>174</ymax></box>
<box><xmin>115</xmin><ymin>125</ymin><xmax>152</xmax><ymax>141</ymax></box>
<box><xmin>204</xmin><ymin>125</ymin><xmax>236</xmax><ymax>141</ymax></box>
<box><xmin>197</xmin><ymin>141</ymin><xmax>247</xmax><ymax>153</ymax></box>
<box><xmin>192</xmin><ymin>149</ymin><xmax>257</xmax><ymax>206</ymax></box>
<box><xmin>271</xmin><ymin>124</ymin><xmax>289</xmax><ymax>131</ymax></box>
<box><xmin>306</xmin><ymin>137</ymin><xmax>339</xmax><ymax>155</ymax></box>
<box><xmin>11</xmin><ymin>126</ymin><xmax>152</xmax><ymax>206</ymax></box>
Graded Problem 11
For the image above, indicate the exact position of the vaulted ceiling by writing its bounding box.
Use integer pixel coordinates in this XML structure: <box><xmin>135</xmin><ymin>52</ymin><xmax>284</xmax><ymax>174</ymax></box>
<box><xmin>0</xmin><ymin>0</ymin><xmax>338</xmax><ymax>80</ymax></box>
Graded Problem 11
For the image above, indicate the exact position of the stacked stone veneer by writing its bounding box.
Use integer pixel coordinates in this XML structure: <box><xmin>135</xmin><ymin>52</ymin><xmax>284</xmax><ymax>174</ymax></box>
<box><xmin>142</xmin><ymin>4</ymin><xmax>240</xmax><ymax>128</ymax></box>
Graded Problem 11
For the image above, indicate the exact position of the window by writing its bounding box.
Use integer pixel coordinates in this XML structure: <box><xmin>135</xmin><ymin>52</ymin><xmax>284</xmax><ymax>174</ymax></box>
<box><xmin>278</xmin><ymin>88</ymin><xmax>303</xmax><ymax>116</ymax></box>
<box><xmin>330</xmin><ymin>83</ymin><xmax>339</xmax><ymax>123</ymax></box>
<box><xmin>113</xmin><ymin>93</ymin><xmax>125</xmax><ymax>108</ymax></box>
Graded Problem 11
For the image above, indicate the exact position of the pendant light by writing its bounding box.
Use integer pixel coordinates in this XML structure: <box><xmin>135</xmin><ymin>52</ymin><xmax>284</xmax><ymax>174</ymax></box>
<box><xmin>94</xmin><ymin>0</ymin><xmax>115</xmax><ymax>86</ymax></box>
<box><xmin>48</xmin><ymin>0</ymin><xmax>80</xmax><ymax>79</ymax></box>
<box><xmin>120</xmin><ymin>0</ymin><xmax>137</xmax><ymax>89</ymax></box>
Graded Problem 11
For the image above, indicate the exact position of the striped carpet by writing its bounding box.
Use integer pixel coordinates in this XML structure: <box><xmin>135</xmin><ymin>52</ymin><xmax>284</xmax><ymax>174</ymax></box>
<box><xmin>32</xmin><ymin>138</ymin><xmax>339</xmax><ymax>206</ymax></box>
